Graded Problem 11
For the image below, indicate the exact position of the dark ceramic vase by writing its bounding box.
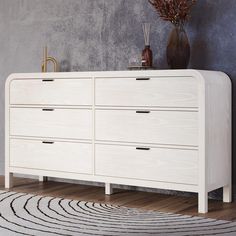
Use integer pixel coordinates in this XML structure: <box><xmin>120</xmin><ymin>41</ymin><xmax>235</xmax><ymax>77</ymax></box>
<box><xmin>142</xmin><ymin>45</ymin><xmax>153</xmax><ymax>67</ymax></box>
<box><xmin>167</xmin><ymin>25</ymin><xmax>190</xmax><ymax>69</ymax></box>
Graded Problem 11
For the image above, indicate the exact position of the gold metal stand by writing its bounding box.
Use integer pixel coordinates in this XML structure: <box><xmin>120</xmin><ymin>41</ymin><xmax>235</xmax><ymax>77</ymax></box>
<box><xmin>42</xmin><ymin>46</ymin><xmax>59</xmax><ymax>72</ymax></box>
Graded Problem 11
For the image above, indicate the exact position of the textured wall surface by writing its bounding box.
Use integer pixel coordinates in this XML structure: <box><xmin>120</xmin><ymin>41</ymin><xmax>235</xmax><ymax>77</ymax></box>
<box><xmin>0</xmin><ymin>0</ymin><xmax>236</xmax><ymax>198</ymax></box>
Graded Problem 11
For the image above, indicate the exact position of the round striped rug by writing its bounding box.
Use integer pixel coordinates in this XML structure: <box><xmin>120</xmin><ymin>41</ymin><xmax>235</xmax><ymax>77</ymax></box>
<box><xmin>0</xmin><ymin>190</ymin><xmax>235</xmax><ymax>236</ymax></box>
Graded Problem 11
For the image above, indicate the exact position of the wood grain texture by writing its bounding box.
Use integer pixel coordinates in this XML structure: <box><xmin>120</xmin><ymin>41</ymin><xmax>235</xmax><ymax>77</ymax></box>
<box><xmin>10</xmin><ymin>78</ymin><xmax>93</xmax><ymax>106</ymax></box>
<box><xmin>10</xmin><ymin>139</ymin><xmax>93</xmax><ymax>174</ymax></box>
<box><xmin>95</xmin><ymin>144</ymin><xmax>198</xmax><ymax>185</ymax></box>
<box><xmin>96</xmin><ymin>109</ymin><xmax>198</xmax><ymax>146</ymax></box>
<box><xmin>201</xmin><ymin>71</ymin><xmax>232</xmax><ymax>192</ymax></box>
<box><xmin>10</xmin><ymin>107</ymin><xmax>92</xmax><ymax>140</ymax></box>
<box><xmin>95</xmin><ymin>77</ymin><xmax>198</xmax><ymax>107</ymax></box>
<box><xmin>196</xmin><ymin>70</ymin><xmax>232</xmax><ymax>213</ymax></box>
<box><xmin>5</xmin><ymin>70</ymin><xmax>232</xmax><ymax>214</ymax></box>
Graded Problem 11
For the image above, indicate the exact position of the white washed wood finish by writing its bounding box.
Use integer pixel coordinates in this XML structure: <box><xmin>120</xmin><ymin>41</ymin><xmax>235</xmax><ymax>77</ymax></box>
<box><xmin>10</xmin><ymin>139</ymin><xmax>92</xmax><ymax>174</ymax></box>
<box><xmin>95</xmin><ymin>144</ymin><xmax>198</xmax><ymax>185</ymax></box>
<box><xmin>5</xmin><ymin>70</ymin><xmax>232</xmax><ymax>214</ymax></box>
<box><xmin>95</xmin><ymin>77</ymin><xmax>198</xmax><ymax>107</ymax></box>
<box><xmin>96</xmin><ymin>110</ymin><xmax>198</xmax><ymax>146</ymax></box>
<box><xmin>10</xmin><ymin>108</ymin><xmax>92</xmax><ymax>140</ymax></box>
<box><xmin>10</xmin><ymin>79</ymin><xmax>93</xmax><ymax>105</ymax></box>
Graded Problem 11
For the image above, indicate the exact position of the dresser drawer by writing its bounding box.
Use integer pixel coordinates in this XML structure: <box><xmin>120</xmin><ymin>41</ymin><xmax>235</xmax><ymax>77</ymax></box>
<box><xmin>10</xmin><ymin>108</ymin><xmax>92</xmax><ymax>140</ymax></box>
<box><xmin>10</xmin><ymin>79</ymin><xmax>92</xmax><ymax>105</ymax></box>
<box><xmin>95</xmin><ymin>144</ymin><xmax>198</xmax><ymax>185</ymax></box>
<box><xmin>96</xmin><ymin>110</ymin><xmax>198</xmax><ymax>146</ymax></box>
<box><xmin>95</xmin><ymin>77</ymin><xmax>198</xmax><ymax>107</ymax></box>
<box><xmin>10</xmin><ymin>139</ymin><xmax>92</xmax><ymax>174</ymax></box>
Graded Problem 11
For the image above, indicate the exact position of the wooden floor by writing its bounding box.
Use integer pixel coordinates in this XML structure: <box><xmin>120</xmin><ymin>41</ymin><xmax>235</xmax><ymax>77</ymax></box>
<box><xmin>0</xmin><ymin>176</ymin><xmax>235</xmax><ymax>221</ymax></box>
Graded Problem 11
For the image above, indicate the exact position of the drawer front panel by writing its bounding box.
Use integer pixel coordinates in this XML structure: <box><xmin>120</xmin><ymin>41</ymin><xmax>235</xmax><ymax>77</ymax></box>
<box><xmin>95</xmin><ymin>144</ymin><xmax>198</xmax><ymax>185</ymax></box>
<box><xmin>10</xmin><ymin>139</ymin><xmax>92</xmax><ymax>174</ymax></box>
<box><xmin>96</xmin><ymin>110</ymin><xmax>198</xmax><ymax>146</ymax></box>
<box><xmin>10</xmin><ymin>79</ymin><xmax>92</xmax><ymax>105</ymax></box>
<box><xmin>95</xmin><ymin>77</ymin><xmax>198</xmax><ymax>107</ymax></box>
<box><xmin>10</xmin><ymin>108</ymin><xmax>92</xmax><ymax>140</ymax></box>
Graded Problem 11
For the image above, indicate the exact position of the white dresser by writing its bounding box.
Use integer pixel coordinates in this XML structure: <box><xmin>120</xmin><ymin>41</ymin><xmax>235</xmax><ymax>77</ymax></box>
<box><xmin>5</xmin><ymin>70</ymin><xmax>232</xmax><ymax>213</ymax></box>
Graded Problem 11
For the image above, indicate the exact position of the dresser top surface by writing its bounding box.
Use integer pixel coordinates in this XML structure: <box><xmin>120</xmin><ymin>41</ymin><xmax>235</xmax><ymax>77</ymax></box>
<box><xmin>6</xmin><ymin>69</ymin><xmax>231</xmax><ymax>87</ymax></box>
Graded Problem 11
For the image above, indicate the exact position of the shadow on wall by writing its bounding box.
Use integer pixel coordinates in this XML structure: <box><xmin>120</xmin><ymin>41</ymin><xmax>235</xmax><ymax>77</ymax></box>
<box><xmin>188</xmin><ymin>0</ymin><xmax>216</xmax><ymax>70</ymax></box>
<box><xmin>191</xmin><ymin>39</ymin><xmax>209</xmax><ymax>69</ymax></box>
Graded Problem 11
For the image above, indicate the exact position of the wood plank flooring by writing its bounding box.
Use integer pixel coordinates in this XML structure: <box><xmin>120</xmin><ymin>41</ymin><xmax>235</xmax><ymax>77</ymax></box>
<box><xmin>0</xmin><ymin>176</ymin><xmax>235</xmax><ymax>221</ymax></box>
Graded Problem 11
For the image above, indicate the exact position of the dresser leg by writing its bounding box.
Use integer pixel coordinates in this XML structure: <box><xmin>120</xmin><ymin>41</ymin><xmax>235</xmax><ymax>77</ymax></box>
<box><xmin>198</xmin><ymin>191</ymin><xmax>208</xmax><ymax>213</ymax></box>
<box><xmin>39</xmin><ymin>176</ymin><xmax>48</xmax><ymax>182</ymax></box>
<box><xmin>223</xmin><ymin>185</ymin><xmax>232</xmax><ymax>203</ymax></box>
<box><xmin>105</xmin><ymin>183</ymin><xmax>113</xmax><ymax>195</ymax></box>
<box><xmin>5</xmin><ymin>173</ymin><xmax>13</xmax><ymax>189</ymax></box>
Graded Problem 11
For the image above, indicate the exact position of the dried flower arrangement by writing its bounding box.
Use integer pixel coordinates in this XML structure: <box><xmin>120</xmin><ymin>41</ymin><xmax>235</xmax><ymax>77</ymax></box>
<box><xmin>148</xmin><ymin>0</ymin><xmax>197</xmax><ymax>26</ymax></box>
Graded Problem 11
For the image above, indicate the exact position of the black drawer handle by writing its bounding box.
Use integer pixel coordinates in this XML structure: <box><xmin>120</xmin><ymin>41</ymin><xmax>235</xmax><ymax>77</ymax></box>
<box><xmin>136</xmin><ymin>78</ymin><xmax>150</xmax><ymax>81</ymax></box>
<box><xmin>42</xmin><ymin>79</ymin><xmax>54</xmax><ymax>82</ymax></box>
<box><xmin>42</xmin><ymin>109</ymin><xmax>54</xmax><ymax>111</ymax></box>
<box><xmin>136</xmin><ymin>110</ymin><xmax>151</xmax><ymax>114</ymax></box>
<box><xmin>136</xmin><ymin>147</ymin><xmax>150</xmax><ymax>151</ymax></box>
<box><xmin>42</xmin><ymin>141</ymin><xmax>54</xmax><ymax>144</ymax></box>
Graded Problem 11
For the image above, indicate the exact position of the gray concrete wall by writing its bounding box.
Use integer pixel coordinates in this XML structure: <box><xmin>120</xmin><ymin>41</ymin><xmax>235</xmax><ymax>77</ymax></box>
<box><xmin>0</xmin><ymin>0</ymin><xmax>236</xmax><ymax>198</ymax></box>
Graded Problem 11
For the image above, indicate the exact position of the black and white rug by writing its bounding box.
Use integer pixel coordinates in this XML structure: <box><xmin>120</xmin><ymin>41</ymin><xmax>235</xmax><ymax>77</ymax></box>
<box><xmin>0</xmin><ymin>190</ymin><xmax>236</xmax><ymax>236</ymax></box>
